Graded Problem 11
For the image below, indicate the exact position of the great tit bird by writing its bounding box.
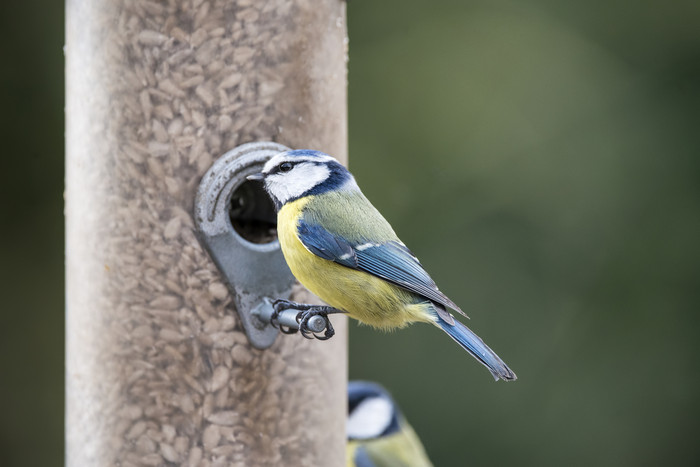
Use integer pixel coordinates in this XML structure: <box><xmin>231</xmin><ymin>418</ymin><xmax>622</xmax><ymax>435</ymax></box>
<box><xmin>249</xmin><ymin>150</ymin><xmax>516</xmax><ymax>381</ymax></box>
<box><xmin>347</xmin><ymin>381</ymin><xmax>432</xmax><ymax>467</ymax></box>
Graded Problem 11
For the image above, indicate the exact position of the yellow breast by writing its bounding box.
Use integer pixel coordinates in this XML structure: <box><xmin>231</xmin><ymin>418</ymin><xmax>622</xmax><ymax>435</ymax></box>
<box><xmin>277</xmin><ymin>197</ymin><xmax>433</xmax><ymax>329</ymax></box>
<box><xmin>346</xmin><ymin>425</ymin><xmax>433</xmax><ymax>467</ymax></box>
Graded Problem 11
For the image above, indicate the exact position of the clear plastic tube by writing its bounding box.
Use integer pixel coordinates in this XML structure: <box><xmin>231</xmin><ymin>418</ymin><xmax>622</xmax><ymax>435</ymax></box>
<box><xmin>66</xmin><ymin>1</ymin><xmax>348</xmax><ymax>465</ymax></box>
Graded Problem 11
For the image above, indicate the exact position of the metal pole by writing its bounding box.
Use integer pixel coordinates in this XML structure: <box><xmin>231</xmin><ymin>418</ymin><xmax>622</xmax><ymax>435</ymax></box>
<box><xmin>66</xmin><ymin>1</ymin><xmax>348</xmax><ymax>465</ymax></box>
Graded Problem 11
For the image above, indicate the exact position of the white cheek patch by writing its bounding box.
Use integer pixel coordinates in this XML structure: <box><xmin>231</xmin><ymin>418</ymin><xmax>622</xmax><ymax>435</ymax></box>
<box><xmin>346</xmin><ymin>396</ymin><xmax>394</xmax><ymax>440</ymax></box>
<box><xmin>265</xmin><ymin>163</ymin><xmax>331</xmax><ymax>205</ymax></box>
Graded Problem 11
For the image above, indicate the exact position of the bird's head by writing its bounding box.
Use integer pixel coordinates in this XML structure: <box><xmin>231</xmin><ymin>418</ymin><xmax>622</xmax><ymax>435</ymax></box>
<box><xmin>248</xmin><ymin>149</ymin><xmax>356</xmax><ymax>209</ymax></box>
<box><xmin>347</xmin><ymin>381</ymin><xmax>401</xmax><ymax>441</ymax></box>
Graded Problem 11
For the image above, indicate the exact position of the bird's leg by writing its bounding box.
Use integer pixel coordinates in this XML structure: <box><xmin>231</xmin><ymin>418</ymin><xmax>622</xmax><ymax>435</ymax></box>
<box><xmin>272</xmin><ymin>299</ymin><xmax>345</xmax><ymax>340</ymax></box>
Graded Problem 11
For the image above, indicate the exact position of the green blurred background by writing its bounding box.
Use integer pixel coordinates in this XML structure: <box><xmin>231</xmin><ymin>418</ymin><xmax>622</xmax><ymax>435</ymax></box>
<box><xmin>2</xmin><ymin>0</ymin><xmax>699</xmax><ymax>465</ymax></box>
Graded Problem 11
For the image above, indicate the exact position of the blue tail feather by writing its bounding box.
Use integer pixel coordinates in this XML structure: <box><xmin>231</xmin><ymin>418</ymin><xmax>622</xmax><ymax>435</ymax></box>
<box><xmin>436</xmin><ymin>313</ymin><xmax>517</xmax><ymax>382</ymax></box>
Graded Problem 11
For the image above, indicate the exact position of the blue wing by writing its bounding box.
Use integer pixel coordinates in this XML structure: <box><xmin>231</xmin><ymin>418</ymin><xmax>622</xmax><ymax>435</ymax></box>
<box><xmin>297</xmin><ymin>219</ymin><xmax>464</xmax><ymax>316</ymax></box>
<box><xmin>297</xmin><ymin>221</ymin><xmax>357</xmax><ymax>268</ymax></box>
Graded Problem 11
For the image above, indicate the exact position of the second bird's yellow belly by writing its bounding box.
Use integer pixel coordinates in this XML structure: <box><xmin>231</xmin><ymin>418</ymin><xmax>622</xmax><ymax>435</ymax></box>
<box><xmin>277</xmin><ymin>199</ymin><xmax>432</xmax><ymax>329</ymax></box>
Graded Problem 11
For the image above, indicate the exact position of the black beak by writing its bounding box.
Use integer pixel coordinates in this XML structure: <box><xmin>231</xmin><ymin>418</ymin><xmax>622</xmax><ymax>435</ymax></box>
<box><xmin>247</xmin><ymin>172</ymin><xmax>264</xmax><ymax>181</ymax></box>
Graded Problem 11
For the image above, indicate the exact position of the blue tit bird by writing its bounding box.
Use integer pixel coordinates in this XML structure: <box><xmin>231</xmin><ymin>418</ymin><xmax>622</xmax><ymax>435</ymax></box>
<box><xmin>347</xmin><ymin>381</ymin><xmax>432</xmax><ymax>467</ymax></box>
<box><xmin>248</xmin><ymin>149</ymin><xmax>516</xmax><ymax>381</ymax></box>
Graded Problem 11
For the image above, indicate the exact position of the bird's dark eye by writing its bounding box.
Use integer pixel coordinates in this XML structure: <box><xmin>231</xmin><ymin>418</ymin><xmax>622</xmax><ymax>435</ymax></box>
<box><xmin>279</xmin><ymin>162</ymin><xmax>293</xmax><ymax>172</ymax></box>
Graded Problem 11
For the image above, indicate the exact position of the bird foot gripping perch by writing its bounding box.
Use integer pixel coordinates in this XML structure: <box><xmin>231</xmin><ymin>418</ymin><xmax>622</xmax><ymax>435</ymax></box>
<box><xmin>252</xmin><ymin>298</ymin><xmax>344</xmax><ymax>340</ymax></box>
<box><xmin>194</xmin><ymin>142</ymin><xmax>340</xmax><ymax>349</ymax></box>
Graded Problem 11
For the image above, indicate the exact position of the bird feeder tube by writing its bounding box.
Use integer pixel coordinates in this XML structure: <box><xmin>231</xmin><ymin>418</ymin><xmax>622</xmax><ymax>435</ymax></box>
<box><xmin>66</xmin><ymin>1</ymin><xmax>348</xmax><ymax>466</ymax></box>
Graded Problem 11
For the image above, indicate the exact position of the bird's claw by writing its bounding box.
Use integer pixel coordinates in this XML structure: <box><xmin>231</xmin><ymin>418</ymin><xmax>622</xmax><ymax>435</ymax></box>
<box><xmin>296</xmin><ymin>310</ymin><xmax>335</xmax><ymax>341</ymax></box>
<box><xmin>270</xmin><ymin>299</ymin><xmax>341</xmax><ymax>340</ymax></box>
<box><xmin>270</xmin><ymin>300</ymin><xmax>299</xmax><ymax>335</ymax></box>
